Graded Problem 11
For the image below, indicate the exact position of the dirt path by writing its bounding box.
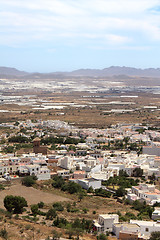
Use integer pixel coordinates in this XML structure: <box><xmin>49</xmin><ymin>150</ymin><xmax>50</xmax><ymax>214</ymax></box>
<box><xmin>0</xmin><ymin>183</ymin><xmax>70</xmax><ymax>208</ymax></box>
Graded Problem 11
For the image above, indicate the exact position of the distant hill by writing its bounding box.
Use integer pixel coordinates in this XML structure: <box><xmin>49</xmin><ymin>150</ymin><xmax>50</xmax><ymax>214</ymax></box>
<box><xmin>0</xmin><ymin>67</ymin><xmax>28</xmax><ymax>76</ymax></box>
<box><xmin>69</xmin><ymin>66</ymin><xmax>160</xmax><ymax>77</ymax></box>
<box><xmin>1</xmin><ymin>66</ymin><xmax>160</xmax><ymax>78</ymax></box>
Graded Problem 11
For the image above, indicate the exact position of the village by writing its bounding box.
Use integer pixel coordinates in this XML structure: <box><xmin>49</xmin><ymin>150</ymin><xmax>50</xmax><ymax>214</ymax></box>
<box><xmin>0</xmin><ymin>119</ymin><xmax>159</xmax><ymax>239</ymax></box>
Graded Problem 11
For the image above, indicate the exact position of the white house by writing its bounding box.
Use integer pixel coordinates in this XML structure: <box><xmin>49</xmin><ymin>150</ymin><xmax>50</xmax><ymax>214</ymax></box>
<box><xmin>112</xmin><ymin>222</ymin><xmax>140</xmax><ymax>239</ymax></box>
<box><xmin>36</xmin><ymin>167</ymin><xmax>50</xmax><ymax>180</ymax></box>
<box><xmin>75</xmin><ymin>178</ymin><xmax>101</xmax><ymax>190</ymax></box>
<box><xmin>94</xmin><ymin>214</ymin><xmax>119</xmax><ymax>233</ymax></box>
<box><xmin>131</xmin><ymin>184</ymin><xmax>160</xmax><ymax>205</ymax></box>
<box><xmin>152</xmin><ymin>208</ymin><xmax>160</xmax><ymax>220</ymax></box>
<box><xmin>19</xmin><ymin>164</ymin><xmax>50</xmax><ymax>180</ymax></box>
<box><xmin>130</xmin><ymin>220</ymin><xmax>160</xmax><ymax>238</ymax></box>
<box><xmin>60</xmin><ymin>156</ymin><xmax>75</xmax><ymax>170</ymax></box>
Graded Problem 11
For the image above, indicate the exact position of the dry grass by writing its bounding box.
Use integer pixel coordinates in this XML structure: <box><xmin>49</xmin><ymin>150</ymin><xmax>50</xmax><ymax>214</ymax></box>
<box><xmin>0</xmin><ymin>182</ymin><xmax>70</xmax><ymax>209</ymax></box>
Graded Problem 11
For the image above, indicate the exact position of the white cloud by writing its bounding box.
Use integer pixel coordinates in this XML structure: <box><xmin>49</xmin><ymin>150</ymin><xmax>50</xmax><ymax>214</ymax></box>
<box><xmin>105</xmin><ymin>34</ymin><xmax>131</xmax><ymax>45</ymax></box>
<box><xmin>0</xmin><ymin>0</ymin><xmax>160</xmax><ymax>46</ymax></box>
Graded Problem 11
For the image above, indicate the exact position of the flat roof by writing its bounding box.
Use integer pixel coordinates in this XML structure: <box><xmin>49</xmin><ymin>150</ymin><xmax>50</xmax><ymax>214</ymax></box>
<box><xmin>99</xmin><ymin>214</ymin><xmax>118</xmax><ymax>219</ymax></box>
<box><xmin>114</xmin><ymin>223</ymin><xmax>139</xmax><ymax>228</ymax></box>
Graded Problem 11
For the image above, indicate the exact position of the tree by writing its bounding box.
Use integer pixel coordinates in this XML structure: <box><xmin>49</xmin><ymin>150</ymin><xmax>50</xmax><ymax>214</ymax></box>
<box><xmin>78</xmin><ymin>192</ymin><xmax>84</xmax><ymax>202</ymax></box>
<box><xmin>4</xmin><ymin>195</ymin><xmax>27</xmax><ymax>214</ymax></box>
<box><xmin>22</xmin><ymin>176</ymin><xmax>37</xmax><ymax>187</ymax></box>
<box><xmin>3</xmin><ymin>146</ymin><xmax>15</xmax><ymax>153</ymax></box>
<box><xmin>119</xmin><ymin>170</ymin><xmax>129</xmax><ymax>177</ymax></box>
<box><xmin>74</xmin><ymin>228</ymin><xmax>83</xmax><ymax>240</ymax></box>
<box><xmin>95</xmin><ymin>188</ymin><xmax>111</xmax><ymax>198</ymax></box>
<box><xmin>46</xmin><ymin>208</ymin><xmax>57</xmax><ymax>220</ymax></box>
<box><xmin>65</xmin><ymin>181</ymin><xmax>82</xmax><ymax>194</ymax></box>
<box><xmin>133</xmin><ymin>167</ymin><xmax>143</xmax><ymax>177</ymax></box>
<box><xmin>115</xmin><ymin>187</ymin><xmax>126</xmax><ymax>197</ymax></box>
<box><xmin>149</xmin><ymin>231</ymin><xmax>160</xmax><ymax>240</ymax></box>
<box><xmin>52</xmin><ymin>176</ymin><xmax>65</xmax><ymax>189</ymax></box>
<box><xmin>31</xmin><ymin>204</ymin><xmax>39</xmax><ymax>215</ymax></box>
<box><xmin>8</xmin><ymin>136</ymin><xmax>29</xmax><ymax>143</ymax></box>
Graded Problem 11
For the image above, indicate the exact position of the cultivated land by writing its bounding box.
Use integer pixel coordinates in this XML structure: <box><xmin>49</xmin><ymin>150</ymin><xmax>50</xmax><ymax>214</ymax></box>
<box><xmin>0</xmin><ymin>91</ymin><xmax>159</xmax><ymax>128</ymax></box>
<box><xmin>0</xmin><ymin>72</ymin><xmax>159</xmax><ymax>128</ymax></box>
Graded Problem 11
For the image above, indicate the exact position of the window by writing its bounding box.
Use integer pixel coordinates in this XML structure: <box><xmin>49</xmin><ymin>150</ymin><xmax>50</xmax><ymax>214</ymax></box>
<box><xmin>145</xmin><ymin>228</ymin><xmax>149</xmax><ymax>232</ymax></box>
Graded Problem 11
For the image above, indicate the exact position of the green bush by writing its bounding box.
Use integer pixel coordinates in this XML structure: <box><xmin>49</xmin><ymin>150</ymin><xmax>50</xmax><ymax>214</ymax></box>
<box><xmin>4</xmin><ymin>195</ymin><xmax>27</xmax><ymax>214</ymax></box>
<box><xmin>46</xmin><ymin>208</ymin><xmax>57</xmax><ymax>220</ymax></box>
<box><xmin>53</xmin><ymin>217</ymin><xmax>68</xmax><ymax>228</ymax></box>
<box><xmin>149</xmin><ymin>231</ymin><xmax>160</xmax><ymax>240</ymax></box>
<box><xmin>115</xmin><ymin>187</ymin><xmax>126</xmax><ymax>197</ymax></box>
<box><xmin>38</xmin><ymin>201</ymin><xmax>44</xmax><ymax>208</ymax></box>
<box><xmin>53</xmin><ymin>202</ymin><xmax>64</xmax><ymax>211</ymax></box>
<box><xmin>83</xmin><ymin>208</ymin><xmax>88</xmax><ymax>213</ymax></box>
<box><xmin>97</xmin><ymin>233</ymin><xmax>108</xmax><ymax>240</ymax></box>
<box><xmin>22</xmin><ymin>176</ymin><xmax>37</xmax><ymax>187</ymax></box>
<box><xmin>95</xmin><ymin>188</ymin><xmax>111</xmax><ymax>198</ymax></box>
<box><xmin>0</xmin><ymin>184</ymin><xmax>5</xmax><ymax>190</ymax></box>
<box><xmin>31</xmin><ymin>204</ymin><xmax>39</xmax><ymax>215</ymax></box>
<box><xmin>0</xmin><ymin>228</ymin><xmax>8</xmax><ymax>239</ymax></box>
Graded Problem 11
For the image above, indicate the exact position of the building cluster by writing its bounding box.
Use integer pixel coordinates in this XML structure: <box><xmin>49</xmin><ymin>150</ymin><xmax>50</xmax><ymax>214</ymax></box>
<box><xmin>0</xmin><ymin>121</ymin><xmax>160</xmax><ymax>187</ymax></box>
<box><xmin>0</xmin><ymin>120</ymin><xmax>160</xmax><ymax>239</ymax></box>
<box><xmin>94</xmin><ymin>213</ymin><xmax>160</xmax><ymax>239</ymax></box>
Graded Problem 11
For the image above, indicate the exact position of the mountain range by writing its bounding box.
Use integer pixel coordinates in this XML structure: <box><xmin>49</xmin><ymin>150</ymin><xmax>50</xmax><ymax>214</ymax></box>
<box><xmin>1</xmin><ymin>66</ymin><xmax>160</xmax><ymax>78</ymax></box>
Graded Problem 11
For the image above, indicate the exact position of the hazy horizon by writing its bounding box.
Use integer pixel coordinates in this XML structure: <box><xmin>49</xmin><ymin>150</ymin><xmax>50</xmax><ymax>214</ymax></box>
<box><xmin>2</xmin><ymin>65</ymin><xmax>160</xmax><ymax>74</ymax></box>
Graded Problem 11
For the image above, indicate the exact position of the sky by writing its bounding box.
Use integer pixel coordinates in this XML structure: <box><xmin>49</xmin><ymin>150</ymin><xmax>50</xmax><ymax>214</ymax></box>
<box><xmin>1</xmin><ymin>0</ymin><xmax>160</xmax><ymax>72</ymax></box>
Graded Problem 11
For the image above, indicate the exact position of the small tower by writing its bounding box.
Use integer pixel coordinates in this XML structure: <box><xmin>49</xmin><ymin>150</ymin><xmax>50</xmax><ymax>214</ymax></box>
<box><xmin>33</xmin><ymin>137</ymin><xmax>41</xmax><ymax>154</ymax></box>
<box><xmin>33</xmin><ymin>137</ymin><xmax>47</xmax><ymax>155</ymax></box>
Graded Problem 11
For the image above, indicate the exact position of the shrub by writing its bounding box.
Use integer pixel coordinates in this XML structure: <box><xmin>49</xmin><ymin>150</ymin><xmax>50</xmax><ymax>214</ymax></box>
<box><xmin>70</xmin><ymin>208</ymin><xmax>79</xmax><ymax>213</ymax></box>
<box><xmin>14</xmin><ymin>214</ymin><xmax>19</xmax><ymax>219</ymax></box>
<box><xmin>53</xmin><ymin>217</ymin><xmax>68</xmax><ymax>228</ymax></box>
<box><xmin>0</xmin><ymin>184</ymin><xmax>5</xmax><ymax>190</ymax></box>
<box><xmin>0</xmin><ymin>228</ymin><xmax>8</xmax><ymax>239</ymax></box>
<box><xmin>87</xmin><ymin>186</ymin><xmax>94</xmax><ymax>193</ymax></box>
<box><xmin>95</xmin><ymin>188</ymin><xmax>111</xmax><ymax>198</ymax></box>
<box><xmin>31</xmin><ymin>204</ymin><xmax>39</xmax><ymax>215</ymax></box>
<box><xmin>149</xmin><ymin>231</ymin><xmax>160</xmax><ymax>240</ymax></box>
<box><xmin>25</xmin><ymin>224</ymin><xmax>32</xmax><ymax>230</ymax></box>
<box><xmin>5</xmin><ymin>211</ymin><xmax>12</xmax><ymax>219</ymax></box>
<box><xmin>66</xmin><ymin>203</ymin><xmax>71</xmax><ymax>212</ymax></box>
<box><xmin>52</xmin><ymin>229</ymin><xmax>62</xmax><ymax>240</ymax></box>
<box><xmin>38</xmin><ymin>201</ymin><xmax>44</xmax><ymax>208</ymax></box>
<box><xmin>97</xmin><ymin>233</ymin><xmax>108</xmax><ymax>240</ymax></box>
<box><xmin>83</xmin><ymin>208</ymin><xmax>88</xmax><ymax>214</ymax></box>
<box><xmin>46</xmin><ymin>208</ymin><xmax>57</xmax><ymax>220</ymax></box>
<box><xmin>53</xmin><ymin>202</ymin><xmax>64</xmax><ymax>211</ymax></box>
